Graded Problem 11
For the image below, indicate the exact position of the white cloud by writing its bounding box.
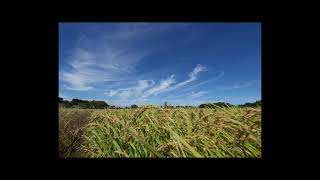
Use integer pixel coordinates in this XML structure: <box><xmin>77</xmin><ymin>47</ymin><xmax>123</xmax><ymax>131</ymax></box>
<box><xmin>141</xmin><ymin>75</ymin><xmax>176</xmax><ymax>98</ymax></box>
<box><xmin>104</xmin><ymin>80</ymin><xmax>155</xmax><ymax>99</ymax></box>
<box><xmin>164</xmin><ymin>90</ymin><xmax>208</xmax><ymax>101</ymax></box>
<box><xmin>219</xmin><ymin>80</ymin><xmax>258</xmax><ymax>90</ymax></box>
<box><xmin>136</xmin><ymin>80</ymin><xmax>155</xmax><ymax>91</ymax></box>
<box><xmin>60</xmin><ymin>46</ymin><xmax>147</xmax><ymax>91</ymax></box>
<box><xmin>181</xmin><ymin>70</ymin><xmax>224</xmax><ymax>92</ymax></box>
<box><xmin>190</xmin><ymin>64</ymin><xmax>207</xmax><ymax>77</ymax></box>
<box><xmin>174</xmin><ymin>64</ymin><xmax>207</xmax><ymax>89</ymax></box>
<box><xmin>103</xmin><ymin>23</ymin><xmax>188</xmax><ymax>47</ymax></box>
<box><xmin>69</xmin><ymin>48</ymin><xmax>95</xmax><ymax>69</ymax></box>
<box><xmin>103</xmin><ymin>64</ymin><xmax>208</xmax><ymax>100</ymax></box>
<box><xmin>105</xmin><ymin>89</ymin><xmax>118</xmax><ymax>97</ymax></box>
<box><xmin>190</xmin><ymin>91</ymin><xmax>208</xmax><ymax>98</ymax></box>
<box><xmin>60</xmin><ymin>23</ymin><xmax>202</xmax><ymax>92</ymax></box>
<box><xmin>161</xmin><ymin>64</ymin><xmax>207</xmax><ymax>92</ymax></box>
<box><xmin>61</xmin><ymin>72</ymin><xmax>94</xmax><ymax>91</ymax></box>
<box><xmin>178</xmin><ymin>64</ymin><xmax>207</xmax><ymax>87</ymax></box>
<box><xmin>60</xmin><ymin>24</ymin><xmax>156</xmax><ymax>91</ymax></box>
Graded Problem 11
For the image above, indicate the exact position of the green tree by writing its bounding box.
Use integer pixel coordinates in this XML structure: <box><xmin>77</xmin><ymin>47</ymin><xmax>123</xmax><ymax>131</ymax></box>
<box><xmin>164</xmin><ymin>101</ymin><xmax>168</xmax><ymax>108</ymax></box>
<box><xmin>91</xmin><ymin>101</ymin><xmax>109</xmax><ymax>109</ymax></box>
<box><xmin>131</xmin><ymin>104</ymin><xmax>138</xmax><ymax>109</ymax></box>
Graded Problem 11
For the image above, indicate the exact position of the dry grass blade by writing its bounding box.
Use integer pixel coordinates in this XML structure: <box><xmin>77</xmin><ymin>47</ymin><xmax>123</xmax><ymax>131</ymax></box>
<box><xmin>166</xmin><ymin>126</ymin><xmax>203</xmax><ymax>158</ymax></box>
<box><xmin>118</xmin><ymin>119</ymin><xmax>164</xmax><ymax>158</ymax></box>
<box><xmin>59</xmin><ymin>106</ymin><xmax>261</xmax><ymax>158</ymax></box>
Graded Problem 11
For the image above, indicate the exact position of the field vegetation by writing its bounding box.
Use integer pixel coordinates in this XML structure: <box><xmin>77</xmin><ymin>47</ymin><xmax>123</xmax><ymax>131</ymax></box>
<box><xmin>59</xmin><ymin>104</ymin><xmax>261</xmax><ymax>158</ymax></box>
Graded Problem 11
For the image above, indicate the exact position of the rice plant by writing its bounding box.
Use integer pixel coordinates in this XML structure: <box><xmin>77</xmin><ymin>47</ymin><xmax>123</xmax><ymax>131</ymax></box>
<box><xmin>59</xmin><ymin>106</ymin><xmax>261</xmax><ymax>158</ymax></box>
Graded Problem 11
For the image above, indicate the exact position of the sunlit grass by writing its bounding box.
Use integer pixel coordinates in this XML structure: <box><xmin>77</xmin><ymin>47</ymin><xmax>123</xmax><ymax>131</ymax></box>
<box><xmin>59</xmin><ymin>106</ymin><xmax>261</xmax><ymax>158</ymax></box>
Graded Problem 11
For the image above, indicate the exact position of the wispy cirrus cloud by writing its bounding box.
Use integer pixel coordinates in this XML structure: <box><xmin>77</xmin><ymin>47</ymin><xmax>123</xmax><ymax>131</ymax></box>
<box><xmin>104</xmin><ymin>80</ymin><xmax>155</xmax><ymax>99</ymax></box>
<box><xmin>140</xmin><ymin>64</ymin><xmax>207</xmax><ymax>98</ymax></box>
<box><xmin>190</xmin><ymin>91</ymin><xmax>208</xmax><ymax>98</ymax></box>
<box><xmin>60</xmin><ymin>45</ymin><xmax>147</xmax><ymax>91</ymax></box>
<box><xmin>104</xmin><ymin>64</ymin><xmax>208</xmax><ymax>100</ymax></box>
<box><xmin>156</xmin><ymin>64</ymin><xmax>207</xmax><ymax>94</ymax></box>
<box><xmin>103</xmin><ymin>23</ymin><xmax>182</xmax><ymax>42</ymax></box>
<box><xmin>60</xmin><ymin>23</ymin><xmax>196</xmax><ymax>91</ymax></box>
<box><xmin>162</xmin><ymin>90</ymin><xmax>209</xmax><ymax>104</ymax></box>
<box><xmin>181</xmin><ymin>70</ymin><xmax>224</xmax><ymax>92</ymax></box>
<box><xmin>218</xmin><ymin>80</ymin><xmax>258</xmax><ymax>90</ymax></box>
<box><xmin>141</xmin><ymin>75</ymin><xmax>176</xmax><ymax>98</ymax></box>
<box><xmin>59</xmin><ymin>23</ymin><xmax>261</xmax><ymax>106</ymax></box>
<box><xmin>173</xmin><ymin>64</ymin><xmax>207</xmax><ymax>89</ymax></box>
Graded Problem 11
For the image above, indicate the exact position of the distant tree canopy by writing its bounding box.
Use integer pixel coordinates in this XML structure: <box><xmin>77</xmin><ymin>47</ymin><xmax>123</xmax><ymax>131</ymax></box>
<box><xmin>198</xmin><ymin>102</ymin><xmax>234</xmax><ymax>108</ymax></box>
<box><xmin>131</xmin><ymin>104</ymin><xmax>138</xmax><ymax>108</ymax></box>
<box><xmin>198</xmin><ymin>100</ymin><xmax>261</xmax><ymax>108</ymax></box>
<box><xmin>59</xmin><ymin>97</ymin><xmax>261</xmax><ymax>109</ymax></box>
<box><xmin>59</xmin><ymin>97</ymin><xmax>110</xmax><ymax>109</ymax></box>
<box><xmin>238</xmin><ymin>100</ymin><xmax>261</xmax><ymax>108</ymax></box>
<box><xmin>59</xmin><ymin>98</ymin><xmax>64</xmax><ymax>103</ymax></box>
<box><xmin>162</xmin><ymin>101</ymin><xmax>177</xmax><ymax>108</ymax></box>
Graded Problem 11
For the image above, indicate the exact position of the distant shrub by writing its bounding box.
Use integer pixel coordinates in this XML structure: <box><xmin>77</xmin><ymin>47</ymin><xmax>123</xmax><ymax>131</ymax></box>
<box><xmin>131</xmin><ymin>104</ymin><xmax>138</xmax><ymax>109</ymax></box>
<box><xmin>59</xmin><ymin>97</ymin><xmax>110</xmax><ymax>109</ymax></box>
<box><xmin>199</xmin><ymin>102</ymin><xmax>233</xmax><ymax>108</ymax></box>
<box><xmin>238</xmin><ymin>100</ymin><xmax>261</xmax><ymax>108</ymax></box>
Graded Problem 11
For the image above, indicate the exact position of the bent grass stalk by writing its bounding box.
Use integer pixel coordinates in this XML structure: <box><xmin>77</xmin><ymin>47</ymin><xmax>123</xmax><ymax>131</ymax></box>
<box><xmin>59</xmin><ymin>106</ymin><xmax>261</xmax><ymax>158</ymax></box>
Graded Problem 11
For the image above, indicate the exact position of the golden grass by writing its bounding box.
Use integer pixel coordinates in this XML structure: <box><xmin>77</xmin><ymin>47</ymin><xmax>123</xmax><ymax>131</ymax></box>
<box><xmin>59</xmin><ymin>106</ymin><xmax>261</xmax><ymax>158</ymax></box>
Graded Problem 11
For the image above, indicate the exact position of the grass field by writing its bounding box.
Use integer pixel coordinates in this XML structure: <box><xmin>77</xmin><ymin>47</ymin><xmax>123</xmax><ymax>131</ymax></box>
<box><xmin>59</xmin><ymin>106</ymin><xmax>261</xmax><ymax>158</ymax></box>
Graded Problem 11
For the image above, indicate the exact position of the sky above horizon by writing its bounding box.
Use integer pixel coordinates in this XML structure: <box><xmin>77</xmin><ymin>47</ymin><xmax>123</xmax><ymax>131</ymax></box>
<box><xmin>59</xmin><ymin>22</ymin><xmax>261</xmax><ymax>106</ymax></box>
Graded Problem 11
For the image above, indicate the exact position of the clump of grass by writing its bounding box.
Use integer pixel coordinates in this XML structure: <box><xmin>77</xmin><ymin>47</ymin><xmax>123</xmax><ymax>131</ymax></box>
<box><xmin>59</xmin><ymin>108</ymin><xmax>93</xmax><ymax>157</ymax></box>
<box><xmin>59</xmin><ymin>106</ymin><xmax>261</xmax><ymax>158</ymax></box>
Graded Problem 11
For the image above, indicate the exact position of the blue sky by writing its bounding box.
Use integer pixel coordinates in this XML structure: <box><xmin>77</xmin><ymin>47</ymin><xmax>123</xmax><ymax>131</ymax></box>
<box><xmin>59</xmin><ymin>22</ymin><xmax>261</xmax><ymax>106</ymax></box>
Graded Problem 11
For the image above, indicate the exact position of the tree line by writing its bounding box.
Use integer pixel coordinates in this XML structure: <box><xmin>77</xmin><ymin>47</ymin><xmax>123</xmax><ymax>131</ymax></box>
<box><xmin>59</xmin><ymin>98</ymin><xmax>110</xmax><ymax>109</ymax></box>
<box><xmin>59</xmin><ymin>98</ymin><xmax>140</xmax><ymax>109</ymax></box>
<box><xmin>198</xmin><ymin>100</ymin><xmax>261</xmax><ymax>108</ymax></box>
<box><xmin>237</xmin><ymin>100</ymin><xmax>261</xmax><ymax>108</ymax></box>
<box><xmin>59</xmin><ymin>97</ymin><xmax>261</xmax><ymax>109</ymax></box>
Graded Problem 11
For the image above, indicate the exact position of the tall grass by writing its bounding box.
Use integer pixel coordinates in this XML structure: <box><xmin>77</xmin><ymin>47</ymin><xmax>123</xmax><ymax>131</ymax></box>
<box><xmin>59</xmin><ymin>106</ymin><xmax>261</xmax><ymax>158</ymax></box>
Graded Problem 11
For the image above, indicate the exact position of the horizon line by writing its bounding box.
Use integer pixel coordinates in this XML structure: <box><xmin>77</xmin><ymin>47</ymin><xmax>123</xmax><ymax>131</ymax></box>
<box><xmin>59</xmin><ymin>97</ymin><xmax>261</xmax><ymax>107</ymax></box>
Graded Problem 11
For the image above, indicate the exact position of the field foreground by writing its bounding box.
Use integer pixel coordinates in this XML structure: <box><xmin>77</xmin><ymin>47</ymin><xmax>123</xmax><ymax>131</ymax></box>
<box><xmin>59</xmin><ymin>106</ymin><xmax>261</xmax><ymax>158</ymax></box>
